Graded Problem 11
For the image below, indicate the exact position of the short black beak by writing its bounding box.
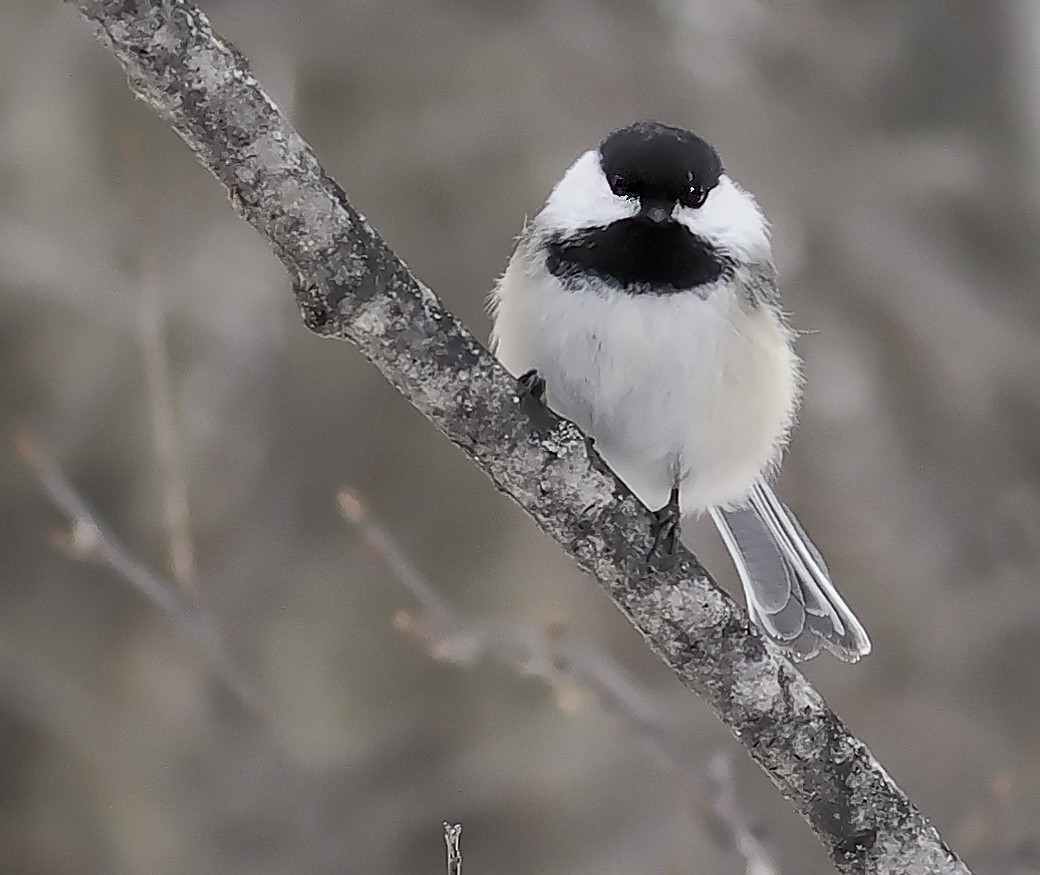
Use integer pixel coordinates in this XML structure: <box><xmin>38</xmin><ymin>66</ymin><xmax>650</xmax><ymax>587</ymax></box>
<box><xmin>640</xmin><ymin>199</ymin><xmax>673</xmax><ymax>224</ymax></box>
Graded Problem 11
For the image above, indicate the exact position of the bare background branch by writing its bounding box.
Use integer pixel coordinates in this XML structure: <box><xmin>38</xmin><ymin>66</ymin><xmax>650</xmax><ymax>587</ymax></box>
<box><xmin>341</xmin><ymin>487</ymin><xmax>783</xmax><ymax>875</ymax></box>
<box><xmin>15</xmin><ymin>432</ymin><xmax>259</xmax><ymax>715</ymax></box>
<box><xmin>122</xmin><ymin>129</ymin><xmax>200</xmax><ymax>601</ymax></box>
<box><xmin>2</xmin><ymin>0</ymin><xmax>1038</xmax><ymax>873</ymax></box>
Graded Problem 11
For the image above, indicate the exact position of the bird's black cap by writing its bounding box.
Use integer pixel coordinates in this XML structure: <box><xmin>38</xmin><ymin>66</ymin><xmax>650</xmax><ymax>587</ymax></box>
<box><xmin>598</xmin><ymin>122</ymin><xmax>723</xmax><ymax>205</ymax></box>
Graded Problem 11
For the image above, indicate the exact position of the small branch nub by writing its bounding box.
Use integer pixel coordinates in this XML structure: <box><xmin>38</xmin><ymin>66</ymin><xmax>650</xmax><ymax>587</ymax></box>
<box><xmin>443</xmin><ymin>821</ymin><xmax>462</xmax><ymax>875</ymax></box>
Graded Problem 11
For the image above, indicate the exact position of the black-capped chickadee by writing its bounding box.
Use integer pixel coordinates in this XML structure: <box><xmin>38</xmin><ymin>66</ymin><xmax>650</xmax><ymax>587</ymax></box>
<box><xmin>490</xmin><ymin>121</ymin><xmax>870</xmax><ymax>661</ymax></box>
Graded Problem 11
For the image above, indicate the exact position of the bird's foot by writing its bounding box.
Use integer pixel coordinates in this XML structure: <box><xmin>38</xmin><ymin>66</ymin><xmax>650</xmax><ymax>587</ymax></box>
<box><xmin>517</xmin><ymin>369</ymin><xmax>546</xmax><ymax>404</ymax></box>
<box><xmin>648</xmin><ymin>485</ymin><xmax>681</xmax><ymax>569</ymax></box>
<box><xmin>517</xmin><ymin>369</ymin><xmax>556</xmax><ymax>431</ymax></box>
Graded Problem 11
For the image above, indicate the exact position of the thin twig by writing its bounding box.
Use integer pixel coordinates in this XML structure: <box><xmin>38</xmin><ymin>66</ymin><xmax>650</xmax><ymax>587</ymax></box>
<box><xmin>338</xmin><ymin>488</ymin><xmax>454</xmax><ymax>624</ymax></box>
<box><xmin>443</xmin><ymin>822</ymin><xmax>463</xmax><ymax>875</ymax></box>
<box><xmin>121</xmin><ymin>127</ymin><xmax>199</xmax><ymax>600</ymax></box>
<box><xmin>15</xmin><ymin>431</ymin><xmax>260</xmax><ymax>716</ymax></box>
<box><xmin>340</xmin><ymin>487</ymin><xmax>781</xmax><ymax>875</ymax></box>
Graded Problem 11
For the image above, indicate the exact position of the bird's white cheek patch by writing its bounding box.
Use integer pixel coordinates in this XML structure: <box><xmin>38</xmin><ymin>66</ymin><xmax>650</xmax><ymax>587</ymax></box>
<box><xmin>674</xmin><ymin>175</ymin><xmax>771</xmax><ymax>264</ymax></box>
<box><xmin>536</xmin><ymin>150</ymin><xmax>639</xmax><ymax>237</ymax></box>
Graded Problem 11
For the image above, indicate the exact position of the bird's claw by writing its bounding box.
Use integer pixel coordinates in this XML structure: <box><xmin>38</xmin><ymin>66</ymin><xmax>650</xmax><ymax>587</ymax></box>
<box><xmin>647</xmin><ymin>485</ymin><xmax>681</xmax><ymax>569</ymax></box>
<box><xmin>517</xmin><ymin>369</ymin><xmax>555</xmax><ymax>431</ymax></box>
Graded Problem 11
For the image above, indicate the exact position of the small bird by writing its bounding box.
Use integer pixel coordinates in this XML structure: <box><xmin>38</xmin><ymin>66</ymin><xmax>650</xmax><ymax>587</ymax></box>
<box><xmin>490</xmin><ymin>121</ymin><xmax>870</xmax><ymax>661</ymax></box>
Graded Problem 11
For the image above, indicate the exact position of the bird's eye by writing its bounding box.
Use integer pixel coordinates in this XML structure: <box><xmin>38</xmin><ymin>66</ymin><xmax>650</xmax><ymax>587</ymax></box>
<box><xmin>607</xmin><ymin>174</ymin><xmax>632</xmax><ymax>197</ymax></box>
<box><xmin>681</xmin><ymin>184</ymin><xmax>707</xmax><ymax>208</ymax></box>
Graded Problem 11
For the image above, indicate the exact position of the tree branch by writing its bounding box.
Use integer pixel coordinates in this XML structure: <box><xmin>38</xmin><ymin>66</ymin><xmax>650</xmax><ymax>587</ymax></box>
<box><xmin>66</xmin><ymin>1</ymin><xmax>972</xmax><ymax>872</ymax></box>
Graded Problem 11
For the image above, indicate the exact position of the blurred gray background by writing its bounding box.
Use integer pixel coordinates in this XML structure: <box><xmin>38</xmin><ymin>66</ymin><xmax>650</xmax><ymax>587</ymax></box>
<box><xmin>2</xmin><ymin>1</ymin><xmax>1040</xmax><ymax>873</ymax></box>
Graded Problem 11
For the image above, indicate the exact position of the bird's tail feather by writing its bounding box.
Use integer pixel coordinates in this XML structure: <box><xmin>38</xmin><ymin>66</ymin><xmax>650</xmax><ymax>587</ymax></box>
<box><xmin>710</xmin><ymin>477</ymin><xmax>871</xmax><ymax>662</ymax></box>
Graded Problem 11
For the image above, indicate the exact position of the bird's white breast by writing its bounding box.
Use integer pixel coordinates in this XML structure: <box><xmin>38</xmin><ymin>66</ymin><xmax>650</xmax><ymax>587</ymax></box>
<box><xmin>491</xmin><ymin>253</ymin><xmax>799</xmax><ymax>513</ymax></box>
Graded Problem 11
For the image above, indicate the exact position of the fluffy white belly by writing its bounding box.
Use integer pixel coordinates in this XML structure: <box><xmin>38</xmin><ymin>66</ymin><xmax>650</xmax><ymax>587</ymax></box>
<box><xmin>491</xmin><ymin>266</ymin><xmax>799</xmax><ymax>513</ymax></box>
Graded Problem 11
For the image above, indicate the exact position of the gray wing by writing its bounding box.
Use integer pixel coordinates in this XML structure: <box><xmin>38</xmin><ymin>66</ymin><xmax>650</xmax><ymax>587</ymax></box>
<box><xmin>711</xmin><ymin>477</ymin><xmax>871</xmax><ymax>662</ymax></box>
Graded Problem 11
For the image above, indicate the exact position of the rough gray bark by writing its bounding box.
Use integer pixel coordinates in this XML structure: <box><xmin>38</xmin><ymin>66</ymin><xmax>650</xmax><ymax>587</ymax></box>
<box><xmin>68</xmin><ymin>2</ymin><xmax>972</xmax><ymax>873</ymax></box>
